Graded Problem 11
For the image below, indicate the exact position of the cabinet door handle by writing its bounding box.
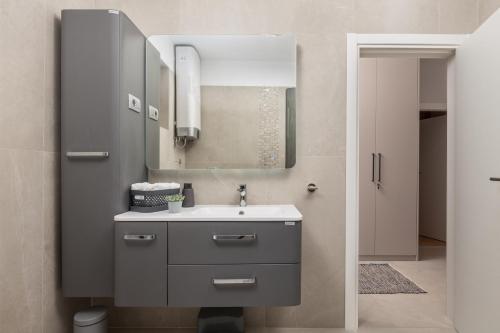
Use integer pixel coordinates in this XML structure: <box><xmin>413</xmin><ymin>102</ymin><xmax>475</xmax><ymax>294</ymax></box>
<box><xmin>212</xmin><ymin>277</ymin><xmax>256</xmax><ymax>286</ymax></box>
<box><xmin>490</xmin><ymin>177</ymin><xmax>500</xmax><ymax>181</ymax></box>
<box><xmin>123</xmin><ymin>234</ymin><xmax>156</xmax><ymax>241</ymax></box>
<box><xmin>66</xmin><ymin>151</ymin><xmax>109</xmax><ymax>158</ymax></box>
<box><xmin>212</xmin><ymin>234</ymin><xmax>256</xmax><ymax>241</ymax></box>
<box><xmin>371</xmin><ymin>153</ymin><xmax>375</xmax><ymax>182</ymax></box>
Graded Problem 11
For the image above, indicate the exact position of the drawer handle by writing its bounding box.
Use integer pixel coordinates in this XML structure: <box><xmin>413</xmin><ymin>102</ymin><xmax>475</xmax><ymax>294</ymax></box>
<box><xmin>123</xmin><ymin>234</ymin><xmax>156</xmax><ymax>241</ymax></box>
<box><xmin>212</xmin><ymin>277</ymin><xmax>256</xmax><ymax>286</ymax></box>
<box><xmin>212</xmin><ymin>234</ymin><xmax>256</xmax><ymax>241</ymax></box>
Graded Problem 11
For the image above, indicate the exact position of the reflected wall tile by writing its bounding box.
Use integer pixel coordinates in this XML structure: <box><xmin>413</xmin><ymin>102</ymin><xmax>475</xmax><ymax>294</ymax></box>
<box><xmin>0</xmin><ymin>149</ymin><xmax>43</xmax><ymax>333</ymax></box>
<box><xmin>354</xmin><ymin>0</ymin><xmax>439</xmax><ymax>33</ymax></box>
<box><xmin>0</xmin><ymin>0</ymin><xmax>45</xmax><ymax>150</ymax></box>
<box><xmin>478</xmin><ymin>0</ymin><xmax>500</xmax><ymax>23</ymax></box>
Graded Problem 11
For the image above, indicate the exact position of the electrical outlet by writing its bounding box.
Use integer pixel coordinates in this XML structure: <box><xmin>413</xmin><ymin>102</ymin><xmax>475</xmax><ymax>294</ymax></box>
<box><xmin>128</xmin><ymin>94</ymin><xmax>141</xmax><ymax>113</ymax></box>
<box><xmin>148</xmin><ymin>105</ymin><xmax>159</xmax><ymax>121</ymax></box>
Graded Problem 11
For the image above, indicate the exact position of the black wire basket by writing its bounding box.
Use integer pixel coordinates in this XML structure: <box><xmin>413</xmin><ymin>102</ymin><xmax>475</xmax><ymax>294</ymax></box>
<box><xmin>130</xmin><ymin>188</ymin><xmax>180</xmax><ymax>213</ymax></box>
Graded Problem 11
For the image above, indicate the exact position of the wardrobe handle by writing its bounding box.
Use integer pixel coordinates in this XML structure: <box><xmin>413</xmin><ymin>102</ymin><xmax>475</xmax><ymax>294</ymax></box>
<box><xmin>378</xmin><ymin>153</ymin><xmax>382</xmax><ymax>183</ymax></box>
<box><xmin>371</xmin><ymin>153</ymin><xmax>375</xmax><ymax>182</ymax></box>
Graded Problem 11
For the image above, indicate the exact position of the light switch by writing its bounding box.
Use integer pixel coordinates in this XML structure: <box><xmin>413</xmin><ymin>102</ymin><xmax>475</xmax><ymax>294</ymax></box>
<box><xmin>148</xmin><ymin>105</ymin><xmax>159</xmax><ymax>121</ymax></box>
<box><xmin>128</xmin><ymin>94</ymin><xmax>141</xmax><ymax>113</ymax></box>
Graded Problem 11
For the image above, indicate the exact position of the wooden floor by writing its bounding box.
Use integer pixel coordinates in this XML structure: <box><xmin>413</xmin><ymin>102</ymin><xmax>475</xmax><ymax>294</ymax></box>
<box><xmin>419</xmin><ymin>235</ymin><xmax>446</xmax><ymax>247</ymax></box>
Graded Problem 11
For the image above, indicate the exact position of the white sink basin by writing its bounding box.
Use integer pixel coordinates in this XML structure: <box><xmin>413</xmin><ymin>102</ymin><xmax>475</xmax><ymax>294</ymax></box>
<box><xmin>115</xmin><ymin>205</ymin><xmax>302</xmax><ymax>222</ymax></box>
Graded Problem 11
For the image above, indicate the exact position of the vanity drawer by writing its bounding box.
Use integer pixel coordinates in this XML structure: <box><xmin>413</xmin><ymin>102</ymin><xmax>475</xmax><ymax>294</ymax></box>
<box><xmin>168</xmin><ymin>264</ymin><xmax>300</xmax><ymax>307</ymax></box>
<box><xmin>168</xmin><ymin>221</ymin><xmax>301</xmax><ymax>264</ymax></box>
<box><xmin>115</xmin><ymin>222</ymin><xmax>167</xmax><ymax>307</ymax></box>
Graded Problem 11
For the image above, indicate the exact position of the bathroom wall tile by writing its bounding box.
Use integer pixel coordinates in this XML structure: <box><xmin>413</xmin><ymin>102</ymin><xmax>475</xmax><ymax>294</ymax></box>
<box><xmin>177</xmin><ymin>308</ymin><xmax>199</xmax><ymax>327</ymax></box>
<box><xmin>107</xmin><ymin>305</ymin><xmax>182</xmax><ymax>328</ymax></box>
<box><xmin>174</xmin><ymin>0</ymin><xmax>351</xmax><ymax>35</ymax></box>
<box><xmin>93</xmin><ymin>298</ymin><xmax>199</xmax><ymax>328</ymax></box>
<box><xmin>438</xmin><ymin>0</ymin><xmax>478</xmax><ymax>33</ymax></box>
<box><xmin>354</xmin><ymin>0</ymin><xmax>439</xmax><ymax>33</ymax></box>
<box><xmin>478</xmin><ymin>0</ymin><xmax>500</xmax><ymax>23</ymax></box>
<box><xmin>265</xmin><ymin>307</ymin><xmax>299</xmax><ymax>328</ymax></box>
<box><xmin>245</xmin><ymin>307</ymin><xmax>266</xmax><ymax>327</ymax></box>
<box><xmin>108</xmin><ymin>328</ymin><xmax>457</xmax><ymax>333</ymax></box>
<box><xmin>0</xmin><ymin>149</ymin><xmax>44</xmax><ymax>333</ymax></box>
<box><xmin>108</xmin><ymin>327</ymin><xmax>205</xmax><ymax>333</ymax></box>
<box><xmin>0</xmin><ymin>0</ymin><xmax>45</xmax><ymax>151</ymax></box>
<box><xmin>265</xmin><ymin>156</ymin><xmax>346</xmax><ymax>327</ymax></box>
<box><xmin>295</xmin><ymin>33</ymin><xmax>347</xmax><ymax>157</ymax></box>
<box><xmin>93</xmin><ymin>0</ymin><xmax>354</xmax><ymax>37</ymax></box>
<box><xmin>41</xmin><ymin>152</ymin><xmax>89</xmax><ymax>333</ymax></box>
<box><xmin>94</xmin><ymin>0</ymin><xmax>181</xmax><ymax>36</ymax></box>
<box><xmin>174</xmin><ymin>0</ymin><xmax>267</xmax><ymax>34</ymax></box>
<box><xmin>290</xmin><ymin>0</ymin><xmax>354</xmax><ymax>35</ymax></box>
<box><xmin>149</xmin><ymin>168</ymin><xmax>274</xmax><ymax>206</ymax></box>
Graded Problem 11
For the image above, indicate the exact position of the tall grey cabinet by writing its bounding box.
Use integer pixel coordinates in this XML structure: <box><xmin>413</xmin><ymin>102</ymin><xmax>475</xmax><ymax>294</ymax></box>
<box><xmin>61</xmin><ymin>10</ymin><xmax>147</xmax><ymax>297</ymax></box>
<box><xmin>359</xmin><ymin>57</ymin><xmax>419</xmax><ymax>259</ymax></box>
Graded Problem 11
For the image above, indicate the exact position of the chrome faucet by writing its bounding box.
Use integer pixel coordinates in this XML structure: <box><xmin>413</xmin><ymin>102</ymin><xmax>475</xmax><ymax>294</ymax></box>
<box><xmin>237</xmin><ymin>184</ymin><xmax>247</xmax><ymax>207</ymax></box>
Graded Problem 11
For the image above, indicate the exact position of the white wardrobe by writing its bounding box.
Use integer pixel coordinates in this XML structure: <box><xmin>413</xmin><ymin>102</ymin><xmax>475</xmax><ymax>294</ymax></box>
<box><xmin>359</xmin><ymin>57</ymin><xmax>419</xmax><ymax>259</ymax></box>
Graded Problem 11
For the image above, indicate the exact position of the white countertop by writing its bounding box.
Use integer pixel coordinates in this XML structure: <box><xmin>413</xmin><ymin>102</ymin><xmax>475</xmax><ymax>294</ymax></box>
<box><xmin>114</xmin><ymin>204</ymin><xmax>303</xmax><ymax>222</ymax></box>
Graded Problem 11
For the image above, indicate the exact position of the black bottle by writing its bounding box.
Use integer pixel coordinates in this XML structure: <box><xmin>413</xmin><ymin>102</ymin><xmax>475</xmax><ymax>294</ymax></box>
<box><xmin>182</xmin><ymin>183</ymin><xmax>195</xmax><ymax>207</ymax></box>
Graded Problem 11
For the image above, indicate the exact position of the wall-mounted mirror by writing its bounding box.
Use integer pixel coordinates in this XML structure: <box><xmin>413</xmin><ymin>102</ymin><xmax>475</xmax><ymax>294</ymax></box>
<box><xmin>145</xmin><ymin>34</ymin><xmax>296</xmax><ymax>170</ymax></box>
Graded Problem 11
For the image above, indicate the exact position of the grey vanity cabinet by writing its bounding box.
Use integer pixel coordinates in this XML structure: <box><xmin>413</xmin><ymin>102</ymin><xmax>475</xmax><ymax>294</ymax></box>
<box><xmin>115</xmin><ymin>223</ymin><xmax>167</xmax><ymax>307</ymax></box>
<box><xmin>168</xmin><ymin>221</ymin><xmax>301</xmax><ymax>307</ymax></box>
<box><xmin>114</xmin><ymin>221</ymin><xmax>302</xmax><ymax>307</ymax></box>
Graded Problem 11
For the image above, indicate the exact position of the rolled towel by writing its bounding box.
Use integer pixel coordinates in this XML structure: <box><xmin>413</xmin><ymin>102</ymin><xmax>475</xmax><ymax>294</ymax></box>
<box><xmin>131</xmin><ymin>182</ymin><xmax>150</xmax><ymax>191</ymax></box>
<box><xmin>151</xmin><ymin>182</ymin><xmax>180</xmax><ymax>190</ymax></box>
<box><xmin>131</xmin><ymin>182</ymin><xmax>180</xmax><ymax>191</ymax></box>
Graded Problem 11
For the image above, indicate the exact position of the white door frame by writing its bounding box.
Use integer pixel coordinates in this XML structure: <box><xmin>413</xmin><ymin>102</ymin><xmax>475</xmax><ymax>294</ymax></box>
<box><xmin>345</xmin><ymin>33</ymin><xmax>468</xmax><ymax>331</ymax></box>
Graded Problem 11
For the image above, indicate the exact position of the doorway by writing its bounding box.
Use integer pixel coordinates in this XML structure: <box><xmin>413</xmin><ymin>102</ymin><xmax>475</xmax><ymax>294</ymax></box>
<box><xmin>357</xmin><ymin>56</ymin><xmax>449</xmax><ymax>328</ymax></box>
<box><xmin>344</xmin><ymin>34</ymin><xmax>467</xmax><ymax>331</ymax></box>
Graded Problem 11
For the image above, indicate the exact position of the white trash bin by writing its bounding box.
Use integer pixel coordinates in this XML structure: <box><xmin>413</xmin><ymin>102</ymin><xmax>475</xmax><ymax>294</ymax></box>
<box><xmin>73</xmin><ymin>306</ymin><xmax>108</xmax><ymax>333</ymax></box>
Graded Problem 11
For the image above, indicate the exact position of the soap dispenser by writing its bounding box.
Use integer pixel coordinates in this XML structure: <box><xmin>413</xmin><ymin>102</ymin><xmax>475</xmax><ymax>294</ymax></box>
<box><xmin>182</xmin><ymin>183</ymin><xmax>195</xmax><ymax>207</ymax></box>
